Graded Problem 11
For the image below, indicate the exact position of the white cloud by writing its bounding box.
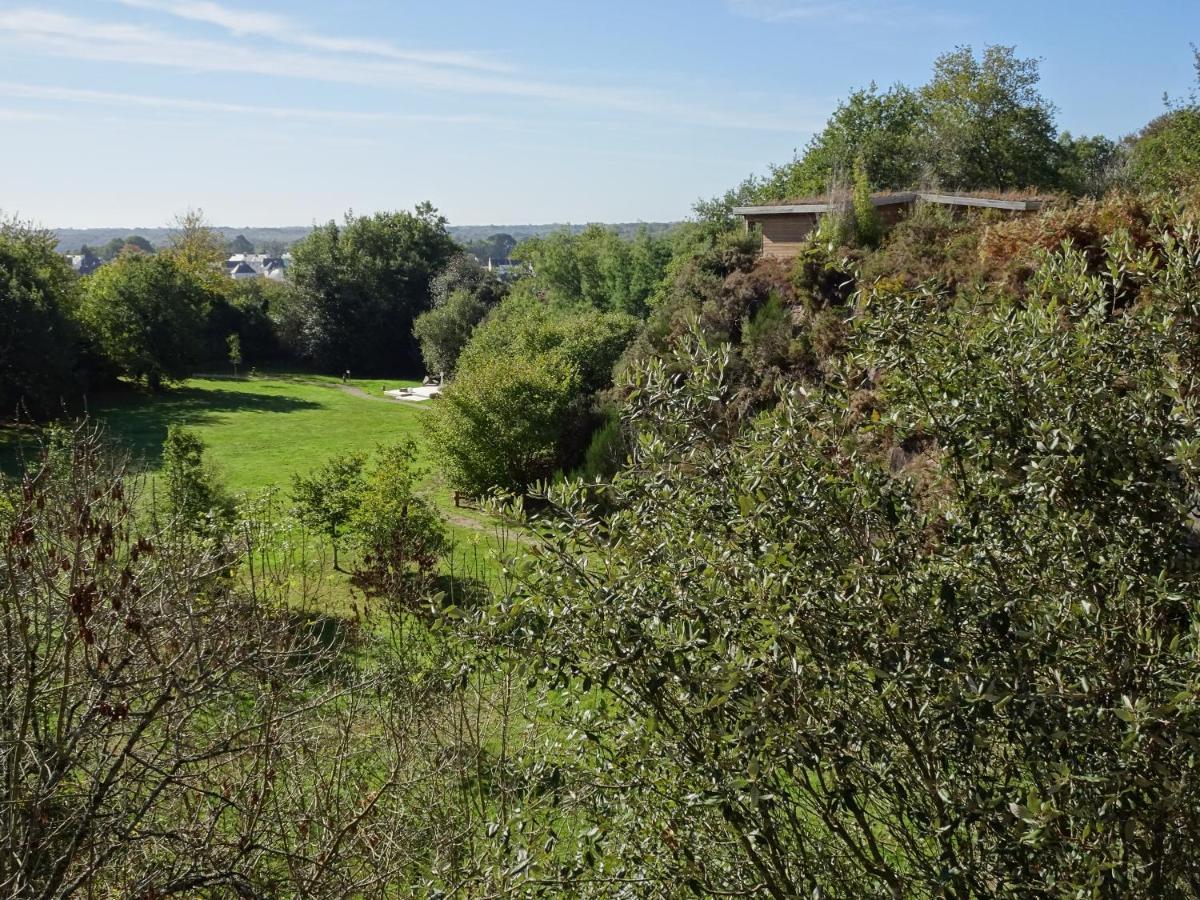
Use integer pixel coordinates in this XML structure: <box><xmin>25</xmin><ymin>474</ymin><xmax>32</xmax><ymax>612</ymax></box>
<box><xmin>0</xmin><ymin>107</ymin><xmax>61</xmax><ymax>121</ymax></box>
<box><xmin>726</xmin><ymin>0</ymin><xmax>870</xmax><ymax>24</ymax></box>
<box><xmin>113</xmin><ymin>0</ymin><xmax>513</xmax><ymax>72</ymax></box>
<box><xmin>0</xmin><ymin>81</ymin><xmax>495</xmax><ymax>126</ymax></box>
<box><xmin>726</xmin><ymin>0</ymin><xmax>968</xmax><ymax>27</ymax></box>
<box><xmin>0</xmin><ymin>7</ymin><xmax>814</xmax><ymax>132</ymax></box>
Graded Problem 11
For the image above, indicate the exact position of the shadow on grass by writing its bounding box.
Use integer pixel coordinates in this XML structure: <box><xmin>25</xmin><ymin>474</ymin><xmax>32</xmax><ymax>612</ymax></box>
<box><xmin>87</xmin><ymin>385</ymin><xmax>323</xmax><ymax>469</ymax></box>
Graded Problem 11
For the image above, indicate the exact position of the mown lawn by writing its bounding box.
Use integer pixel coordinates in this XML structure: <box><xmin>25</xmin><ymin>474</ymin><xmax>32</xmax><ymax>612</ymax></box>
<box><xmin>1</xmin><ymin>373</ymin><xmax>520</xmax><ymax>611</ymax></box>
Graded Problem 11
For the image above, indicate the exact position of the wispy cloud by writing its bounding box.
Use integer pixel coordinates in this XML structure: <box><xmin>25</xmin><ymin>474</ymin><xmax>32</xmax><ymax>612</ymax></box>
<box><xmin>726</xmin><ymin>0</ymin><xmax>969</xmax><ymax>27</ymax></box>
<box><xmin>0</xmin><ymin>7</ymin><xmax>810</xmax><ymax>132</ymax></box>
<box><xmin>0</xmin><ymin>81</ymin><xmax>495</xmax><ymax>126</ymax></box>
<box><xmin>726</xmin><ymin>0</ymin><xmax>871</xmax><ymax>24</ymax></box>
<box><xmin>0</xmin><ymin>107</ymin><xmax>61</xmax><ymax>122</ymax></box>
<box><xmin>113</xmin><ymin>0</ymin><xmax>512</xmax><ymax>72</ymax></box>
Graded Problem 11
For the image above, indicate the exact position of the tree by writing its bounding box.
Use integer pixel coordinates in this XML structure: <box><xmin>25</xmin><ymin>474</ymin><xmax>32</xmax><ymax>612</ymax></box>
<box><xmin>920</xmin><ymin>45</ymin><xmax>1063</xmax><ymax>189</ymax></box>
<box><xmin>429</xmin><ymin>253</ymin><xmax>507</xmax><ymax>308</ymax></box>
<box><xmin>851</xmin><ymin>154</ymin><xmax>883</xmax><ymax>246</ymax></box>
<box><xmin>349</xmin><ymin>441</ymin><xmax>450</xmax><ymax>613</ymax></box>
<box><xmin>291</xmin><ymin>452</ymin><xmax>367</xmax><ymax>570</ymax></box>
<box><xmin>1128</xmin><ymin>48</ymin><xmax>1200</xmax><ymax>192</ymax></box>
<box><xmin>166</xmin><ymin>209</ymin><xmax>227</xmax><ymax>291</ymax></box>
<box><xmin>79</xmin><ymin>252</ymin><xmax>207</xmax><ymax>389</ymax></box>
<box><xmin>124</xmin><ymin>234</ymin><xmax>154</xmax><ymax>254</ymax></box>
<box><xmin>412</xmin><ymin>288</ymin><xmax>490</xmax><ymax>376</ymax></box>
<box><xmin>462</xmin><ymin>233</ymin><xmax>518</xmax><ymax>265</ymax></box>
<box><xmin>228</xmin><ymin>234</ymin><xmax>254</xmax><ymax>254</ymax></box>
<box><xmin>0</xmin><ymin>218</ymin><xmax>81</xmax><ymax>419</ymax></box>
<box><xmin>96</xmin><ymin>235</ymin><xmax>154</xmax><ymax>261</ymax></box>
<box><xmin>1057</xmin><ymin>132</ymin><xmax>1127</xmax><ymax>196</ymax></box>
<box><xmin>288</xmin><ymin>205</ymin><xmax>458</xmax><ymax>373</ymax></box>
<box><xmin>159</xmin><ymin>425</ymin><xmax>231</xmax><ymax>531</ymax></box>
<box><xmin>227</xmin><ymin>332</ymin><xmax>242</xmax><ymax>376</ymax></box>
<box><xmin>428</xmin><ymin>296</ymin><xmax>639</xmax><ymax>494</ymax></box>
<box><xmin>512</xmin><ymin>225</ymin><xmax>673</xmax><ymax>316</ymax></box>
<box><xmin>757</xmin><ymin>82</ymin><xmax>923</xmax><ymax>199</ymax></box>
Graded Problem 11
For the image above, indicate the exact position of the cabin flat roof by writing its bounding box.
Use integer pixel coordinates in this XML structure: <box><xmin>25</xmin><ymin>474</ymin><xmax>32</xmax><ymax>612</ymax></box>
<box><xmin>735</xmin><ymin>191</ymin><xmax>1046</xmax><ymax>216</ymax></box>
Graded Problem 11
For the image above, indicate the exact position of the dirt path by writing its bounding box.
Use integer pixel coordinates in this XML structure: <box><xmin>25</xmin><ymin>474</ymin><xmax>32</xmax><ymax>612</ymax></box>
<box><xmin>325</xmin><ymin>382</ymin><xmax>408</xmax><ymax>403</ymax></box>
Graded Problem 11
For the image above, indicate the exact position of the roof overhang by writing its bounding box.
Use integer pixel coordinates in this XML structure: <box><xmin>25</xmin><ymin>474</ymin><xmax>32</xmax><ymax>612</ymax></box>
<box><xmin>736</xmin><ymin>191</ymin><xmax>1043</xmax><ymax>216</ymax></box>
<box><xmin>916</xmin><ymin>192</ymin><xmax>1044</xmax><ymax>211</ymax></box>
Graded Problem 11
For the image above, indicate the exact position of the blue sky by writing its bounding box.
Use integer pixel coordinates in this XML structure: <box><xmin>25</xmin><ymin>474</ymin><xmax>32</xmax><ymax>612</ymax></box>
<box><xmin>1</xmin><ymin>0</ymin><xmax>1197</xmax><ymax>228</ymax></box>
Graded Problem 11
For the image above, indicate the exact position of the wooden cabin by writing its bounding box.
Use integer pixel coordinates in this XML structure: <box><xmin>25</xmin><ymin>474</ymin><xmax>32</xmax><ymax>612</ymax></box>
<box><xmin>735</xmin><ymin>192</ymin><xmax>1047</xmax><ymax>261</ymax></box>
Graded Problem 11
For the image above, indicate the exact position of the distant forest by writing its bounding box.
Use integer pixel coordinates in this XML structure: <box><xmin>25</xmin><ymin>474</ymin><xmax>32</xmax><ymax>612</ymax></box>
<box><xmin>52</xmin><ymin>221</ymin><xmax>679</xmax><ymax>254</ymax></box>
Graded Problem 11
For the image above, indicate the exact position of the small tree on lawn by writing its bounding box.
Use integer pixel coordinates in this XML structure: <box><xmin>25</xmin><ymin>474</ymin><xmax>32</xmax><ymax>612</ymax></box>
<box><xmin>227</xmin><ymin>332</ymin><xmax>242</xmax><ymax>377</ymax></box>
<box><xmin>349</xmin><ymin>440</ymin><xmax>450</xmax><ymax>615</ymax></box>
<box><xmin>160</xmin><ymin>425</ymin><xmax>232</xmax><ymax>533</ymax></box>
<box><xmin>292</xmin><ymin>452</ymin><xmax>366</xmax><ymax>570</ymax></box>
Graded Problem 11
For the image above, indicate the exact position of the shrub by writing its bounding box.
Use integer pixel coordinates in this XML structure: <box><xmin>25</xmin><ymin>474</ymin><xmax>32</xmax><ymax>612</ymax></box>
<box><xmin>859</xmin><ymin>199</ymin><xmax>986</xmax><ymax>289</ymax></box>
<box><xmin>412</xmin><ymin>288</ymin><xmax>490</xmax><ymax>375</ymax></box>
<box><xmin>291</xmin><ymin>451</ymin><xmax>367</xmax><ymax>570</ymax></box>
<box><xmin>0</xmin><ymin>425</ymin><xmax>552</xmax><ymax>895</ymax></box>
<box><xmin>977</xmin><ymin>193</ymin><xmax>1160</xmax><ymax>295</ymax></box>
<box><xmin>427</xmin><ymin>351</ymin><xmax>580</xmax><ymax>495</ymax></box>
<box><xmin>428</xmin><ymin>295</ymin><xmax>640</xmax><ymax>494</ymax></box>
<box><xmin>159</xmin><ymin>425</ymin><xmax>233</xmax><ymax>535</ymax></box>
<box><xmin>350</xmin><ymin>441</ymin><xmax>449</xmax><ymax>614</ymax></box>
<box><xmin>479</xmin><ymin>224</ymin><xmax>1200</xmax><ymax>896</ymax></box>
<box><xmin>0</xmin><ymin>219</ymin><xmax>81</xmax><ymax>419</ymax></box>
<box><xmin>852</xmin><ymin>154</ymin><xmax>884</xmax><ymax>247</ymax></box>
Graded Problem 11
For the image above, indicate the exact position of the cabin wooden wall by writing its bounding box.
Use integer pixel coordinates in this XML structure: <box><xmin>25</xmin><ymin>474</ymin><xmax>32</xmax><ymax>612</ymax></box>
<box><xmin>749</xmin><ymin>213</ymin><xmax>820</xmax><ymax>259</ymax></box>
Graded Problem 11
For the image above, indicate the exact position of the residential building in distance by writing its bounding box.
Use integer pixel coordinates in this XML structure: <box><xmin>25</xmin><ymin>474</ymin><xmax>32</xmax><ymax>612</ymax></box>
<box><xmin>225</xmin><ymin>253</ymin><xmax>288</xmax><ymax>280</ymax></box>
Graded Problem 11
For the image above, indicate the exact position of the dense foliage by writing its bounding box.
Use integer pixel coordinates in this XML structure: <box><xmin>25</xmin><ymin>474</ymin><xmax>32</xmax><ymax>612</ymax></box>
<box><xmin>0</xmin><ymin>220</ymin><xmax>81</xmax><ymax>419</ymax></box>
<box><xmin>1127</xmin><ymin>50</ymin><xmax>1200</xmax><ymax>194</ymax></box>
<box><xmin>477</xmin><ymin>216</ymin><xmax>1200</xmax><ymax>896</ymax></box>
<box><xmin>513</xmin><ymin>224</ymin><xmax>674</xmax><ymax>317</ymax></box>
<box><xmin>412</xmin><ymin>254</ymin><xmax>507</xmax><ymax>374</ymax></box>
<box><xmin>748</xmin><ymin>45</ymin><xmax>1123</xmax><ymax>204</ymax></box>
<box><xmin>287</xmin><ymin>204</ymin><xmax>457</xmax><ymax>374</ymax></box>
<box><xmin>0</xmin><ymin>426</ymin><xmax>538</xmax><ymax>896</ymax></box>
<box><xmin>427</xmin><ymin>295</ymin><xmax>639</xmax><ymax>494</ymax></box>
<box><xmin>79</xmin><ymin>251</ymin><xmax>209</xmax><ymax>390</ymax></box>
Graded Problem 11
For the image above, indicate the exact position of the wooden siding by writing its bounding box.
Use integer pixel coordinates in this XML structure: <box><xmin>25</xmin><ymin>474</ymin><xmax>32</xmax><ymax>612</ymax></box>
<box><xmin>749</xmin><ymin>213</ymin><xmax>819</xmax><ymax>259</ymax></box>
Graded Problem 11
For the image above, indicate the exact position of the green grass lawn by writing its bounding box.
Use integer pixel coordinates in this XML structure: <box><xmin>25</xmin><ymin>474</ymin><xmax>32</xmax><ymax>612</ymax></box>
<box><xmin>90</xmin><ymin>375</ymin><xmax>426</xmax><ymax>493</ymax></box>
<box><xmin>1</xmin><ymin>372</ymin><xmax>521</xmax><ymax>611</ymax></box>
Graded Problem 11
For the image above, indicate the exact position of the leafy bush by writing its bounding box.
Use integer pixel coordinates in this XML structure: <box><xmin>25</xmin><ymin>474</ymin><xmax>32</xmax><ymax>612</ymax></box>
<box><xmin>159</xmin><ymin>425</ymin><xmax>233</xmax><ymax>532</ymax></box>
<box><xmin>350</xmin><ymin>440</ymin><xmax>449</xmax><ymax>613</ymax></box>
<box><xmin>513</xmin><ymin>225</ymin><xmax>673</xmax><ymax>317</ymax></box>
<box><xmin>477</xmin><ymin>223</ymin><xmax>1200</xmax><ymax>896</ymax></box>
<box><xmin>0</xmin><ymin>426</ymin><xmax>551</xmax><ymax>895</ymax></box>
<box><xmin>412</xmin><ymin>288</ymin><xmax>491</xmax><ymax>375</ymax></box>
<box><xmin>852</xmin><ymin>155</ymin><xmax>884</xmax><ymax>247</ymax></box>
<box><xmin>80</xmin><ymin>251</ymin><xmax>209</xmax><ymax>389</ymax></box>
<box><xmin>859</xmin><ymin>199</ymin><xmax>986</xmax><ymax>288</ymax></box>
<box><xmin>0</xmin><ymin>219</ymin><xmax>81</xmax><ymax>419</ymax></box>
<box><xmin>426</xmin><ymin>295</ymin><xmax>640</xmax><ymax>494</ymax></box>
<box><xmin>428</xmin><ymin>351</ymin><xmax>581</xmax><ymax>495</ymax></box>
<box><xmin>1128</xmin><ymin>48</ymin><xmax>1200</xmax><ymax>193</ymax></box>
<box><xmin>291</xmin><ymin>451</ymin><xmax>367</xmax><ymax>570</ymax></box>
